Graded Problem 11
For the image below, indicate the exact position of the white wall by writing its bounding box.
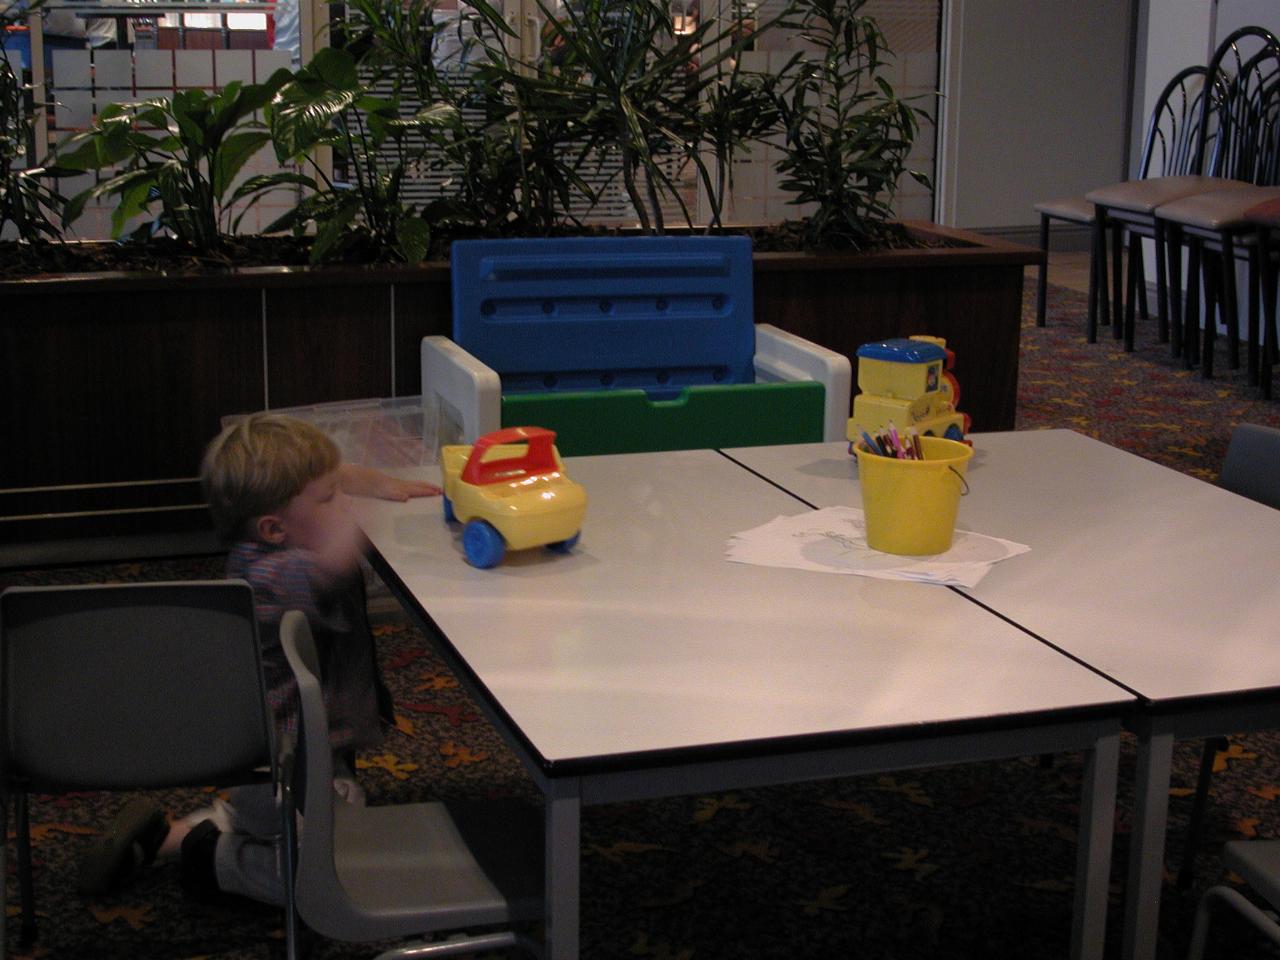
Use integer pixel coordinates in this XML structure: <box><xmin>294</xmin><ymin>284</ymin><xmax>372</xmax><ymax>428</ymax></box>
<box><xmin>1216</xmin><ymin>0</ymin><xmax>1280</xmax><ymax>42</ymax></box>
<box><xmin>1128</xmin><ymin>3</ymin><xmax>1210</xmax><ymax>175</ymax></box>
<box><xmin>936</xmin><ymin>0</ymin><xmax>1132</xmax><ymax>233</ymax></box>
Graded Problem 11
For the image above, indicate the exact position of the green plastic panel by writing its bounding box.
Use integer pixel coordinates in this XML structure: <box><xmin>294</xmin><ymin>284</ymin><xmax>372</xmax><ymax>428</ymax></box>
<box><xmin>500</xmin><ymin>381</ymin><xmax>826</xmax><ymax>456</ymax></box>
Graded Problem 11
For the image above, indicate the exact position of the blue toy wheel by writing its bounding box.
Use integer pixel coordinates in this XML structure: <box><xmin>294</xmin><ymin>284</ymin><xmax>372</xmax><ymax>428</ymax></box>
<box><xmin>442</xmin><ymin>495</ymin><xmax>455</xmax><ymax>523</ymax></box>
<box><xmin>944</xmin><ymin>424</ymin><xmax>965</xmax><ymax>441</ymax></box>
<box><xmin>547</xmin><ymin>531</ymin><xmax>580</xmax><ymax>553</ymax></box>
<box><xmin>462</xmin><ymin>520</ymin><xmax>505</xmax><ymax>569</ymax></box>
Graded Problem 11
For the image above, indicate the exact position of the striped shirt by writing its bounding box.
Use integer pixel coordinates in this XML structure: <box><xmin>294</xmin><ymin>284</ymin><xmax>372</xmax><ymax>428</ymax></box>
<box><xmin>227</xmin><ymin>540</ymin><xmax>386</xmax><ymax>753</ymax></box>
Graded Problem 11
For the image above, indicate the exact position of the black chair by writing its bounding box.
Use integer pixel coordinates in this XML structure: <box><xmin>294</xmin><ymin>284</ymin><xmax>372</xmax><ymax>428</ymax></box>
<box><xmin>1032</xmin><ymin>196</ymin><xmax>1099</xmax><ymax>327</ymax></box>
<box><xmin>279</xmin><ymin>609</ymin><xmax>543</xmax><ymax>959</ymax></box>
<box><xmin>1244</xmin><ymin>195</ymin><xmax>1280</xmax><ymax>397</ymax></box>
<box><xmin>0</xmin><ymin>581</ymin><xmax>296</xmax><ymax>958</ymax></box>
<box><xmin>1033</xmin><ymin>66</ymin><xmax>1208</xmax><ymax>334</ymax></box>
<box><xmin>1155</xmin><ymin>41</ymin><xmax>1280</xmax><ymax>380</ymax></box>
<box><xmin>1086</xmin><ymin>28</ymin><xmax>1280</xmax><ymax>351</ymax></box>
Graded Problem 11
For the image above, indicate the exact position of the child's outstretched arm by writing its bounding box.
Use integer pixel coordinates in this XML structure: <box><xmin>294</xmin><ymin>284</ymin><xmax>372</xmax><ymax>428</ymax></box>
<box><xmin>338</xmin><ymin>463</ymin><xmax>441</xmax><ymax>501</ymax></box>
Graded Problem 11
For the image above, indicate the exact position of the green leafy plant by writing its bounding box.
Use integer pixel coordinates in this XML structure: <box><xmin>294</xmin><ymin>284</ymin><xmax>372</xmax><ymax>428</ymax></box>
<box><xmin>56</xmin><ymin>73</ymin><xmax>301</xmax><ymax>251</ymax></box>
<box><xmin>504</xmin><ymin>0</ymin><xmax>779</xmax><ymax>233</ymax></box>
<box><xmin>771</xmin><ymin>0</ymin><xmax>930</xmax><ymax>249</ymax></box>
<box><xmin>326</xmin><ymin>0</ymin><xmax>592</xmax><ymax>240</ymax></box>
<box><xmin>0</xmin><ymin>0</ymin><xmax>64</xmax><ymax>241</ymax></box>
<box><xmin>695</xmin><ymin>55</ymin><xmax>783</xmax><ymax>231</ymax></box>
<box><xmin>265</xmin><ymin>43</ymin><xmax>460</xmax><ymax>262</ymax></box>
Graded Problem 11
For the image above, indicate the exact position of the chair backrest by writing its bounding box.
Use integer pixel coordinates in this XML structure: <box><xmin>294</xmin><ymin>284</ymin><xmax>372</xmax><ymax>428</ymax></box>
<box><xmin>1139</xmin><ymin>65</ymin><xmax>1211</xmax><ymax>179</ymax></box>
<box><xmin>0</xmin><ymin>580</ymin><xmax>273</xmax><ymax>791</ymax></box>
<box><xmin>1195</xmin><ymin>25</ymin><xmax>1280</xmax><ymax>176</ymax></box>
<box><xmin>1209</xmin><ymin>44</ymin><xmax>1280</xmax><ymax>183</ymax></box>
<box><xmin>450</xmin><ymin>236</ymin><xmax>756</xmax><ymax>400</ymax></box>
<box><xmin>279</xmin><ymin>610</ymin><xmax>342</xmax><ymax>919</ymax></box>
<box><xmin>1220</xmin><ymin>423</ymin><xmax>1280</xmax><ymax>509</ymax></box>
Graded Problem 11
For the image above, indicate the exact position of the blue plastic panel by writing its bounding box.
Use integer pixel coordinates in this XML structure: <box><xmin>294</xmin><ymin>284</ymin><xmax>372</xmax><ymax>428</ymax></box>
<box><xmin>451</xmin><ymin>236</ymin><xmax>755</xmax><ymax>395</ymax></box>
<box><xmin>856</xmin><ymin>338</ymin><xmax>948</xmax><ymax>364</ymax></box>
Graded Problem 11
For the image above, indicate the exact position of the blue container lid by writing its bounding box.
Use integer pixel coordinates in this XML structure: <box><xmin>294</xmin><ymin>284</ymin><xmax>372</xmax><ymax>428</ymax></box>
<box><xmin>856</xmin><ymin>338</ymin><xmax>946</xmax><ymax>364</ymax></box>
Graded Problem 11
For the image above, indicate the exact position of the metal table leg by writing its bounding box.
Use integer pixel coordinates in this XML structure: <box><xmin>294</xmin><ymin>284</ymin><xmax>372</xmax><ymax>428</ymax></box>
<box><xmin>1123</xmin><ymin>728</ymin><xmax>1175</xmax><ymax>960</ymax></box>
<box><xmin>1072</xmin><ymin>730</ymin><xmax>1121</xmax><ymax>960</ymax></box>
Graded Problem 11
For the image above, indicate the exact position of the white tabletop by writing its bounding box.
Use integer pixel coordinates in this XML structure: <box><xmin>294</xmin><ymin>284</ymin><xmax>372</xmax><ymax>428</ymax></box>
<box><xmin>725</xmin><ymin>430</ymin><xmax>1280</xmax><ymax>705</ymax></box>
<box><xmin>357</xmin><ymin>447</ymin><xmax>1130</xmax><ymax>773</ymax></box>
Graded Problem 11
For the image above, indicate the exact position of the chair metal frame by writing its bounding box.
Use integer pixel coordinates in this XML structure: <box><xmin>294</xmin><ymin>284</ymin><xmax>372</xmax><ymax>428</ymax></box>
<box><xmin>0</xmin><ymin>580</ymin><xmax>297</xmax><ymax>958</ymax></box>
<box><xmin>1083</xmin><ymin>65</ymin><xmax>1211</xmax><ymax>347</ymax></box>
<box><xmin>1256</xmin><ymin>208</ymin><xmax>1280</xmax><ymax>398</ymax></box>
<box><xmin>1188</xmin><ymin>840</ymin><xmax>1280</xmax><ymax>960</ymax></box>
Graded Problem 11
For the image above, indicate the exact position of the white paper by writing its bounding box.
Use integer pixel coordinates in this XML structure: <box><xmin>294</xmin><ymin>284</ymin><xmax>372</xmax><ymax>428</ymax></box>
<box><xmin>725</xmin><ymin>506</ymin><xmax>1029</xmax><ymax>588</ymax></box>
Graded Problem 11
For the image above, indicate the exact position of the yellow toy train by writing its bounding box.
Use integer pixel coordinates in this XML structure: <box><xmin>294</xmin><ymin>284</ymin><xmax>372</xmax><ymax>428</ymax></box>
<box><xmin>847</xmin><ymin>336</ymin><xmax>970</xmax><ymax>444</ymax></box>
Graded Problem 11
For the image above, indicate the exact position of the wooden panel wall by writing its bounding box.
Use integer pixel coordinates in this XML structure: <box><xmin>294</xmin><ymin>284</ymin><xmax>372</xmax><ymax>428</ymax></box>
<box><xmin>753</xmin><ymin>263</ymin><xmax>1023</xmax><ymax>433</ymax></box>
<box><xmin>0</xmin><ymin>241</ymin><xmax>1029</xmax><ymax>549</ymax></box>
<box><xmin>0</xmin><ymin>272</ymin><xmax>453</xmax><ymax>546</ymax></box>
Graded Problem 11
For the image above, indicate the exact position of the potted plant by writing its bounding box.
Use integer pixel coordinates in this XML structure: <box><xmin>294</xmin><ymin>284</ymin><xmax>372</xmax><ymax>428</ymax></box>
<box><xmin>0</xmin><ymin>0</ymin><xmax>1038</xmax><ymax>546</ymax></box>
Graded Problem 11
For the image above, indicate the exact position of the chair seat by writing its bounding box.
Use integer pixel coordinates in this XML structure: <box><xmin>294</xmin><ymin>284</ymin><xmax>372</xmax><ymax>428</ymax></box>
<box><xmin>1034</xmin><ymin>195</ymin><xmax>1095</xmax><ymax>223</ymax></box>
<box><xmin>1246</xmin><ymin>196</ymin><xmax>1280</xmax><ymax>228</ymax></box>
<box><xmin>1223</xmin><ymin>840</ymin><xmax>1280</xmax><ymax>907</ymax></box>
<box><xmin>1156</xmin><ymin>185</ymin><xmax>1280</xmax><ymax>231</ymax></box>
<box><xmin>314</xmin><ymin>799</ymin><xmax>544</xmax><ymax>942</ymax></box>
<box><xmin>1086</xmin><ymin>176</ymin><xmax>1252</xmax><ymax>215</ymax></box>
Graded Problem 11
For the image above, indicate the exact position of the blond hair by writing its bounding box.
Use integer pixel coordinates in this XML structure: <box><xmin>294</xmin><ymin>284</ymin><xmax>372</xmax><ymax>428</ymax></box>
<box><xmin>201</xmin><ymin>413</ymin><xmax>341</xmax><ymax>542</ymax></box>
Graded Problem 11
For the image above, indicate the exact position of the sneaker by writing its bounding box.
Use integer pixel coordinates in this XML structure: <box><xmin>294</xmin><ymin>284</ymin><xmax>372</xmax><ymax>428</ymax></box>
<box><xmin>78</xmin><ymin>797</ymin><xmax>169</xmax><ymax>896</ymax></box>
<box><xmin>178</xmin><ymin>818</ymin><xmax>222</xmax><ymax>902</ymax></box>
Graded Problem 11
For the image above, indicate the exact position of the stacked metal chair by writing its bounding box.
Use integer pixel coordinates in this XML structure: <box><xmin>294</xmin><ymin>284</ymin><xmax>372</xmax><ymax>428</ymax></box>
<box><xmin>1085</xmin><ymin>27</ymin><xmax>1279</xmax><ymax>353</ymax></box>
<box><xmin>1154</xmin><ymin>38</ymin><xmax>1280</xmax><ymax>380</ymax></box>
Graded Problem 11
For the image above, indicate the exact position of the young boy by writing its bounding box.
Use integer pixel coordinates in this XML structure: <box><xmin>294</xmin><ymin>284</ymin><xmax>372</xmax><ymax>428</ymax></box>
<box><xmin>79</xmin><ymin>412</ymin><xmax>439</xmax><ymax>903</ymax></box>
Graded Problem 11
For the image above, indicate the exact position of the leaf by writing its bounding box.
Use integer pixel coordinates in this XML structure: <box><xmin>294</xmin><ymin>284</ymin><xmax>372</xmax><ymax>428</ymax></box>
<box><xmin>270</xmin><ymin>82</ymin><xmax>363</xmax><ymax>161</ymax></box>
<box><xmin>395</xmin><ymin>214</ymin><xmax>431</xmax><ymax>264</ymax></box>
<box><xmin>212</xmin><ymin>130</ymin><xmax>272</xmax><ymax>201</ymax></box>
<box><xmin>225</xmin><ymin>171</ymin><xmax>314</xmax><ymax>208</ymax></box>
<box><xmin>62</xmin><ymin>167</ymin><xmax>153</xmax><ymax>226</ymax></box>
<box><xmin>308</xmin><ymin>195</ymin><xmax>362</xmax><ymax>262</ymax></box>
<box><xmin>306</xmin><ymin>45</ymin><xmax>361</xmax><ymax>90</ymax></box>
<box><xmin>109</xmin><ymin>172</ymin><xmax>158</xmax><ymax>237</ymax></box>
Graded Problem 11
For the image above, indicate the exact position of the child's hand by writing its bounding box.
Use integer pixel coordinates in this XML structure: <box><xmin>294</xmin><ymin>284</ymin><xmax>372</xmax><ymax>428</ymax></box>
<box><xmin>339</xmin><ymin>464</ymin><xmax>441</xmax><ymax>501</ymax></box>
<box><xmin>376</xmin><ymin>476</ymin><xmax>441</xmax><ymax>501</ymax></box>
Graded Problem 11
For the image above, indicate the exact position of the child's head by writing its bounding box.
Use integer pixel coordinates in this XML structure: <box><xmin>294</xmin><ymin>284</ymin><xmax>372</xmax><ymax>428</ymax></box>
<box><xmin>201</xmin><ymin>413</ymin><xmax>342</xmax><ymax>544</ymax></box>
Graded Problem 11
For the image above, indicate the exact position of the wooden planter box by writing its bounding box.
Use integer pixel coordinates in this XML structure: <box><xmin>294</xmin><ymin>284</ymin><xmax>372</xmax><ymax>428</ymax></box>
<box><xmin>0</xmin><ymin>221</ymin><xmax>1040</xmax><ymax>550</ymax></box>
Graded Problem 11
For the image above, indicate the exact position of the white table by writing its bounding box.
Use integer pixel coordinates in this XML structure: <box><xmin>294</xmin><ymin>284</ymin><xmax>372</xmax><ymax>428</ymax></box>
<box><xmin>726</xmin><ymin>429</ymin><xmax>1280</xmax><ymax>960</ymax></box>
<box><xmin>357</xmin><ymin>445</ymin><xmax>1133</xmax><ymax>959</ymax></box>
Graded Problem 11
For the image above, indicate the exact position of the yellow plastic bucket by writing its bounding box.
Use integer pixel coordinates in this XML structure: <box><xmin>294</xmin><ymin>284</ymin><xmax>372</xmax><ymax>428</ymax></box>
<box><xmin>854</xmin><ymin>436</ymin><xmax>974</xmax><ymax>556</ymax></box>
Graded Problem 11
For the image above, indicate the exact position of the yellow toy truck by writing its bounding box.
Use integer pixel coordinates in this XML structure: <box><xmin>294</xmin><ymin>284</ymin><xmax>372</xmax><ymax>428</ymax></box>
<box><xmin>847</xmin><ymin>336</ymin><xmax>970</xmax><ymax>445</ymax></box>
<box><xmin>441</xmin><ymin>426</ymin><xmax>587</xmax><ymax>568</ymax></box>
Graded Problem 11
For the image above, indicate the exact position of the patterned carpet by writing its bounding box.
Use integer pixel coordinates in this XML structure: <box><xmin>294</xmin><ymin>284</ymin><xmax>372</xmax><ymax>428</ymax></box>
<box><xmin>4</xmin><ymin>282</ymin><xmax>1280</xmax><ymax>960</ymax></box>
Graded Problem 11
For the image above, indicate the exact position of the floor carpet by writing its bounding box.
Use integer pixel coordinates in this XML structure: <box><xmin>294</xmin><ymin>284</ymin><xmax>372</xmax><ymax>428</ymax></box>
<box><xmin>3</xmin><ymin>283</ymin><xmax>1280</xmax><ymax>959</ymax></box>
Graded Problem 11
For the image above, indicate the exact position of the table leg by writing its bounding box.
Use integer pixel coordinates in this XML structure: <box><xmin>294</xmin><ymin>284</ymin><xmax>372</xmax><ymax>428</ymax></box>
<box><xmin>546</xmin><ymin>782</ymin><xmax>582</xmax><ymax>960</ymax></box>
<box><xmin>1123</xmin><ymin>729</ymin><xmax>1174</xmax><ymax>960</ymax></box>
<box><xmin>1072</xmin><ymin>730</ymin><xmax>1120</xmax><ymax>960</ymax></box>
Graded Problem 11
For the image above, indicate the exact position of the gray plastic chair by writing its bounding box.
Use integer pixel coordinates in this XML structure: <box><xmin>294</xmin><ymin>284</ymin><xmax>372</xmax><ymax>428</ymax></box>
<box><xmin>1187</xmin><ymin>840</ymin><xmax>1280</xmax><ymax>959</ymax></box>
<box><xmin>279</xmin><ymin>609</ymin><xmax>544</xmax><ymax>959</ymax></box>
<box><xmin>1178</xmin><ymin>424</ymin><xmax>1280</xmax><ymax>894</ymax></box>
<box><xmin>0</xmin><ymin>580</ymin><xmax>296</xmax><ymax>958</ymax></box>
<box><xmin>1219</xmin><ymin>422</ymin><xmax>1280</xmax><ymax>508</ymax></box>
